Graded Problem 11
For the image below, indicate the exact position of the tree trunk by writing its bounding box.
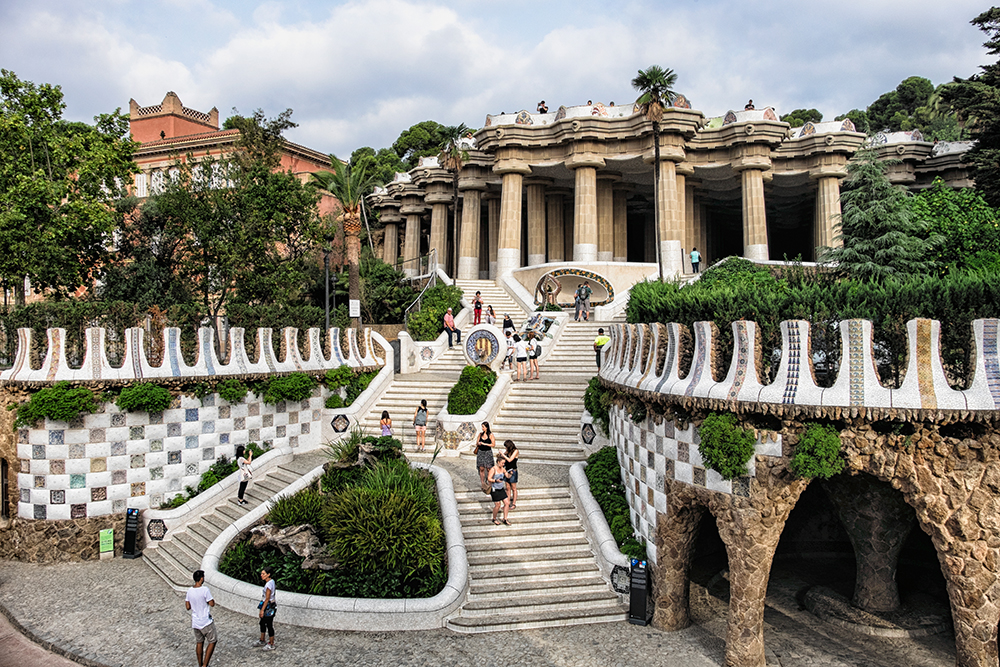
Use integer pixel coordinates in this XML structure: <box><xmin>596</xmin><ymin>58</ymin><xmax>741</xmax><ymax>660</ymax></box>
<box><xmin>653</xmin><ymin>121</ymin><xmax>663</xmax><ymax>281</ymax></box>
<box><xmin>347</xmin><ymin>229</ymin><xmax>361</xmax><ymax>331</ymax></box>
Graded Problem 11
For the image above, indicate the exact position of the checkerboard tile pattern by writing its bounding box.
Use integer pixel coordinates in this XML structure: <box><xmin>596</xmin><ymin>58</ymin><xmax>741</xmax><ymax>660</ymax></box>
<box><xmin>18</xmin><ymin>390</ymin><xmax>325</xmax><ymax>519</ymax></box>
<box><xmin>611</xmin><ymin>406</ymin><xmax>783</xmax><ymax>559</ymax></box>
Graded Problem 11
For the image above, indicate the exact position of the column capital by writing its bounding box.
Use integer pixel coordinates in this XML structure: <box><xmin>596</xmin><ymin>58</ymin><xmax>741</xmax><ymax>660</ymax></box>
<box><xmin>642</xmin><ymin>144</ymin><xmax>686</xmax><ymax>164</ymax></box>
<box><xmin>493</xmin><ymin>159</ymin><xmax>532</xmax><ymax>175</ymax></box>
<box><xmin>675</xmin><ymin>162</ymin><xmax>695</xmax><ymax>178</ymax></box>
<box><xmin>809</xmin><ymin>166</ymin><xmax>849</xmax><ymax>180</ymax></box>
<box><xmin>565</xmin><ymin>153</ymin><xmax>606</xmax><ymax>170</ymax></box>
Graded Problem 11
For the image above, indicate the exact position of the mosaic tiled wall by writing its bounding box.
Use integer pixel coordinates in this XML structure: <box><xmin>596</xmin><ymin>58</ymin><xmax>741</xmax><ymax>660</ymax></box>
<box><xmin>16</xmin><ymin>391</ymin><xmax>325</xmax><ymax>520</ymax></box>
<box><xmin>600</xmin><ymin>318</ymin><xmax>1000</xmax><ymax>412</ymax></box>
<box><xmin>611</xmin><ymin>405</ymin><xmax>782</xmax><ymax>563</ymax></box>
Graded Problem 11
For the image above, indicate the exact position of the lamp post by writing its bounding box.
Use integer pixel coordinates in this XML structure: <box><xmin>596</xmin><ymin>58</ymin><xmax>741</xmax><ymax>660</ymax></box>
<box><xmin>324</xmin><ymin>244</ymin><xmax>331</xmax><ymax>331</ymax></box>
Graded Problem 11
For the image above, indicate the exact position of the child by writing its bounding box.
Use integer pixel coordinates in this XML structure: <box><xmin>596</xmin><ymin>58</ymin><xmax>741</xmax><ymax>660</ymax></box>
<box><xmin>504</xmin><ymin>331</ymin><xmax>516</xmax><ymax>370</ymax></box>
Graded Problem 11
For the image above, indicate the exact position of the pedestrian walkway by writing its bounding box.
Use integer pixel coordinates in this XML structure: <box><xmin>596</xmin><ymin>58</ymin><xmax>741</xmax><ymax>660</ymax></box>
<box><xmin>453</xmin><ymin>278</ymin><xmax>527</xmax><ymax>325</ymax></box>
<box><xmin>0</xmin><ymin>612</ymin><xmax>78</xmax><ymax>667</ymax></box>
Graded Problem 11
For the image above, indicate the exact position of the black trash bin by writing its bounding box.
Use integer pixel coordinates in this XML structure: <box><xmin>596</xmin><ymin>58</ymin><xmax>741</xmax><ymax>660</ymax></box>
<box><xmin>123</xmin><ymin>507</ymin><xmax>142</xmax><ymax>559</ymax></box>
<box><xmin>628</xmin><ymin>558</ymin><xmax>652</xmax><ymax>625</ymax></box>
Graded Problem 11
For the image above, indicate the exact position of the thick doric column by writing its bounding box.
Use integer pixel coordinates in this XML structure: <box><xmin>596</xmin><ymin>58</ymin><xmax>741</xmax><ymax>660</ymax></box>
<box><xmin>613</xmin><ymin>186</ymin><xmax>628</xmax><ymax>262</ymax></box>
<box><xmin>644</xmin><ymin>138</ymin><xmax>686</xmax><ymax>277</ymax></box>
<box><xmin>494</xmin><ymin>159</ymin><xmax>531</xmax><ymax>276</ymax></box>
<box><xmin>457</xmin><ymin>166</ymin><xmax>488</xmax><ymax>280</ymax></box>
<box><xmin>487</xmin><ymin>195</ymin><xmax>500</xmax><ymax>278</ymax></box>
<box><xmin>811</xmin><ymin>161</ymin><xmax>847</xmax><ymax>258</ymax></box>
<box><xmin>424</xmin><ymin>182</ymin><xmax>452</xmax><ymax>271</ymax></box>
<box><xmin>546</xmin><ymin>189</ymin><xmax>569</xmax><ymax>262</ymax></box>
<box><xmin>382</xmin><ymin>222</ymin><xmax>398</xmax><ymax>265</ymax></box>
<box><xmin>526</xmin><ymin>179</ymin><xmax>551</xmax><ymax>267</ymax></box>
<box><xmin>733</xmin><ymin>146</ymin><xmax>772</xmax><ymax>261</ymax></box>
<box><xmin>567</xmin><ymin>153</ymin><xmax>605</xmax><ymax>262</ymax></box>
<box><xmin>400</xmin><ymin>189</ymin><xmax>425</xmax><ymax>277</ymax></box>
<box><xmin>597</xmin><ymin>174</ymin><xmax>618</xmax><ymax>262</ymax></box>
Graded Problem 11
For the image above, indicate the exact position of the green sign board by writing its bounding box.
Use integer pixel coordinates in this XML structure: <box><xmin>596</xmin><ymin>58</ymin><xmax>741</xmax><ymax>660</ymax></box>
<box><xmin>99</xmin><ymin>528</ymin><xmax>114</xmax><ymax>553</ymax></box>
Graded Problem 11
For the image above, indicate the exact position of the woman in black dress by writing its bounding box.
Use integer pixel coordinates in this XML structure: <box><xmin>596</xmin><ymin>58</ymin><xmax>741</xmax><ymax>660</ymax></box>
<box><xmin>476</xmin><ymin>421</ymin><xmax>495</xmax><ymax>489</ymax></box>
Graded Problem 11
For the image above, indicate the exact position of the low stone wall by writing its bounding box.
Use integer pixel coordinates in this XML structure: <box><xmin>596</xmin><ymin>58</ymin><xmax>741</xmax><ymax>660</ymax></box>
<box><xmin>0</xmin><ymin>512</ymin><xmax>137</xmax><ymax>562</ymax></box>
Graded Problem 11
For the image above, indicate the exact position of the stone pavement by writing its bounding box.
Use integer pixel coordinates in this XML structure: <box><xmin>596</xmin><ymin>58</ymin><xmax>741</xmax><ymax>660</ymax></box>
<box><xmin>0</xmin><ymin>611</ymin><xmax>79</xmax><ymax>667</ymax></box>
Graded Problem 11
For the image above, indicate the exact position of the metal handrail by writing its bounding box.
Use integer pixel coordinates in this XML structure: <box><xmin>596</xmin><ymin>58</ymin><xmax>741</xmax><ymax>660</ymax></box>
<box><xmin>395</xmin><ymin>248</ymin><xmax>437</xmax><ymax>280</ymax></box>
<box><xmin>403</xmin><ymin>249</ymin><xmax>439</xmax><ymax>328</ymax></box>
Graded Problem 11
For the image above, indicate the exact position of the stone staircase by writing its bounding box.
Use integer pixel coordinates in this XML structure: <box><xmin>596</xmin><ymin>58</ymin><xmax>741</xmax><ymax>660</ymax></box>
<box><xmin>447</xmin><ymin>486</ymin><xmax>625</xmax><ymax>632</ymax></box>
<box><xmin>454</xmin><ymin>278</ymin><xmax>528</xmax><ymax>326</ymax></box>
<box><xmin>142</xmin><ymin>452</ymin><xmax>326</xmax><ymax>590</ymax></box>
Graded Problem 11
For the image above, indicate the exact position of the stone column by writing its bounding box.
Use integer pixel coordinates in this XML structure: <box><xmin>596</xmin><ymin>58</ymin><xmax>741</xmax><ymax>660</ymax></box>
<box><xmin>597</xmin><ymin>174</ymin><xmax>618</xmax><ymax>262</ymax></box>
<box><xmin>739</xmin><ymin>168</ymin><xmax>769</xmax><ymax>260</ymax></box>
<box><xmin>823</xmin><ymin>475</ymin><xmax>915</xmax><ymax>612</ymax></box>
<box><xmin>546</xmin><ymin>189</ymin><xmax>569</xmax><ymax>263</ymax></box>
<box><xmin>495</xmin><ymin>160</ymin><xmax>531</xmax><ymax>276</ymax></box>
<box><xmin>567</xmin><ymin>154</ymin><xmax>605</xmax><ymax>262</ymax></box>
<box><xmin>487</xmin><ymin>195</ymin><xmax>500</xmax><ymax>279</ymax></box>
<box><xmin>658</xmin><ymin>159</ymin><xmax>683</xmax><ymax>276</ymax></box>
<box><xmin>697</xmin><ymin>202</ymin><xmax>708</xmax><ymax>265</ymax></box>
<box><xmin>813</xmin><ymin>174</ymin><xmax>844</xmax><ymax>256</ymax></box>
<box><xmin>400</xmin><ymin>191</ymin><xmax>425</xmax><ymax>277</ymax></box>
<box><xmin>382</xmin><ymin>221</ymin><xmax>398</xmax><ymax>265</ymax></box>
<box><xmin>613</xmin><ymin>186</ymin><xmax>628</xmax><ymax>262</ymax></box>
<box><xmin>526</xmin><ymin>179</ymin><xmax>551</xmax><ymax>267</ymax></box>
<box><xmin>425</xmin><ymin>182</ymin><xmax>452</xmax><ymax>272</ymax></box>
<box><xmin>457</xmin><ymin>167</ymin><xmax>487</xmax><ymax>280</ymax></box>
<box><xmin>457</xmin><ymin>189</ymin><xmax>482</xmax><ymax>280</ymax></box>
<box><xmin>563</xmin><ymin>197</ymin><xmax>574</xmax><ymax>262</ymax></box>
<box><xmin>653</xmin><ymin>501</ymin><xmax>706</xmax><ymax>630</ymax></box>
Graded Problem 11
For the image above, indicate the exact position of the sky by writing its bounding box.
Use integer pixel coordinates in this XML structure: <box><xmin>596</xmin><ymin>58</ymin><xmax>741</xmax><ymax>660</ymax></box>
<box><xmin>0</xmin><ymin>0</ymin><xmax>992</xmax><ymax>157</ymax></box>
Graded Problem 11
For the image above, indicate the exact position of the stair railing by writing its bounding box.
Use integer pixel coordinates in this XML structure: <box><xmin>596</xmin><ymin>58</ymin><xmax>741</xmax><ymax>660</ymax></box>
<box><xmin>403</xmin><ymin>249</ymin><xmax>439</xmax><ymax>334</ymax></box>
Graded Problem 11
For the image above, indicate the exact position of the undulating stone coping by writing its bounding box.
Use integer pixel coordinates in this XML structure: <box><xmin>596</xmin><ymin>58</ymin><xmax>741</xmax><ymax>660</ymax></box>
<box><xmin>202</xmin><ymin>462</ymin><xmax>467</xmax><ymax>631</ymax></box>
<box><xmin>1</xmin><ymin>326</ymin><xmax>383</xmax><ymax>384</ymax></box>
<box><xmin>569</xmin><ymin>461</ymin><xmax>629</xmax><ymax>584</ymax></box>
<box><xmin>599</xmin><ymin>318</ymin><xmax>1000</xmax><ymax>415</ymax></box>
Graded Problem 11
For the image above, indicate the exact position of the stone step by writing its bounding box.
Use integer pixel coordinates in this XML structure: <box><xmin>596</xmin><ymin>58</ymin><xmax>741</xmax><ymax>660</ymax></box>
<box><xmin>464</xmin><ymin>534</ymin><xmax>589</xmax><ymax>552</ymax></box>
<box><xmin>157</xmin><ymin>539</ymin><xmax>201</xmax><ymax>574</ymax></box>
<box><xmin>467</xmin><ymin>545</ymin><xmax>595</xmax><ymax>566</ymax></box>
<box><xmin>468</xmin><ymin>560</ymin><xmax>602</xmax><ymax>581</ymax></box>
<box><xmin>468</xmin><ymin>575</ymin><xmax>610</xmax><ymax>599</ymax></box>
<box><xmin>454</xmin><ymin>488</ymin><xmax>570</xmax><ymax>501</ymax></box>
<box><xmin>461</xmin><ymin>517</ymin><xmax>579</xmax><ymax>538</ymax></box>
<box><xmin>460</xmin><ymin>590</ymin><xmax>619</xmax><ymax>616</ymax></box>
<box><xmin>143</xmin><ymin>548</ymin><xmax>193</xmax><ymax>590</ymax></box>
<box><xmin>446</xmin><ymin>604</ymin><xmax>625</xmax><ymax>633</ymax></box>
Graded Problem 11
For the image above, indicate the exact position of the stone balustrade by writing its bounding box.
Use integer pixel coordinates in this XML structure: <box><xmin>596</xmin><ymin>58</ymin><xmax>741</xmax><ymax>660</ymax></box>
<box><xmin>599</xmin><ymin>318</ymin><xmax>1000</xmax><ymax>415</ymax></box>
<box><xmin>1</xmin><ymin>326</ymin><xmax>382</xmax><ymax>384</ymax></box>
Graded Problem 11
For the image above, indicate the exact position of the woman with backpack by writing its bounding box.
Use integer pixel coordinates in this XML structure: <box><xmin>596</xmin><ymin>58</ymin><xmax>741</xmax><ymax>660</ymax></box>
<box><xmin>412</xmin><ymin>400</ymin><xmax>428</xmax><ymax>453</ymax></box>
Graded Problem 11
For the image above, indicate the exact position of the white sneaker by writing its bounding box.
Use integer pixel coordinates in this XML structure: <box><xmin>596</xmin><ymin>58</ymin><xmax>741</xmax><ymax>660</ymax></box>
<box><xmin>262</xmin><ymin>644</ymin><xmax>275</xmax><ymax>651</ymax></box>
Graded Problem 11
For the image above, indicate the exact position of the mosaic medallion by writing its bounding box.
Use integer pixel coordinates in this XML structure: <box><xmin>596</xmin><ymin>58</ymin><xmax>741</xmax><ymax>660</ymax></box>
<box><xmin>582</xmin><ymin>423</ymin><xmax>596</xmax><ymax>445</ymax></box>
<box><xmin>331</xmin><ymin>414</ymin><xmax>350</xmax><ymax>433</ymax></box>
<box><xmin>147</xmin><ymin>519</ymin><xmax>167</xmax><ymax>541</ymax></box>
<box><xmin>465</xmin><ymin>329</ymin><xmax>500</xmax><ymax>366</ymax></box>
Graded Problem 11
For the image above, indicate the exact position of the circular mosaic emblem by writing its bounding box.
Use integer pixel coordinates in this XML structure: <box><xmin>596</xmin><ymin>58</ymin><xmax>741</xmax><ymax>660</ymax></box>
<box><xmin>331</xmin><ymin>414</ymin><xmax>350</xmax><ymax>433</ymax></box>
<box><xmin>465</xmin><ymin>329</ymin><xmax>500</xmax><ymax>366</ymax></box>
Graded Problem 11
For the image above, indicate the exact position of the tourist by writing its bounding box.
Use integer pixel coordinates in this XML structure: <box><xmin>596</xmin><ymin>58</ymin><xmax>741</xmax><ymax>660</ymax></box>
<box><xmin>579</xmin><ymin>281</ymin><xmax>593</xmax><ymax>321</ymax></box>
<box><xmin>528</xmin><ymin>332</ymin><xmax>541</xmax><ymax>380</ymax></box>
<box><xmin>745</xmin><ymin>99</ymin><xmax>755</xmax><ymax>110</ymax></box>
<box><xmin>256</xmin><ymin>567</ymin><xmax>277</xmax><ymax>650</ymax></box>
<box><xmin>488</xmin><ymin>455</ymin><xmax>511</xmax><ymax>525</ymax></box>
<box><xmin>514</xmin><ymin>334</ymin><xmax>530</xmax><ymax>381</ymax></box>
<box><xmin>537</xmin><ymin>100</ymin><xmax>548</xmax><ymax>113</ymax></box>
<box><xmin>235</xmin><ymin>445</ymin><xmax>252</xmax><ymax>506</ymax></box>
<box><xmin>574</xmin><ymin>283</ymin><xmax>584</xmax><ymax>321</ymax></box>
<box><xmin>587</xmin><ymin>100</ymin><xmax>593</xmax><ymax>105</ymax></box>
<box><xmin>501</xmin><ymin>439</ymin><xmax>519</xmax><ymax>510</ymax></box>
<box><xmin>473</xmin><ymin>290</ymin><xmax>483</xmax><ymax>325</ymax></box>
<box><xmin>484</xmin><ymin>305</ymin><xmax>497</xmax><ymax>325</ymax></box>
<box><xmin>504</xmin><ymin>330</ymin><xmax>516</xmax><ymax>370</ymax></box>
<box><xmin>443</xmin><ymin>307</ymin><xmax>461</xmax><ymax>347</ymax></box>
<box><xmin>185</xmin><ymin>570</ymin><xmax>217</xmax><ymax>667</ymax></box>
<box><xmin>690</xmin><ymin>247</ymin><xmax>701</xmax><ymax>273</ymax></box>
<box><xmin>502</xmin><ymin>313</ymin><xmax>515</xmax><ymax>336</ymax></box>
<box><xmin>412</xmin><ymin>400</ymin><xmax>428</xmax><ymax>452</ymax></box>
<box><xmin>477</xmin><ymin>422</ymin><xmax>496</xmax><ymax>490</ymax></box>
<box><xmin>380</xmin><ymin>410</ymin><xmax>392</xmax><ymax>437</ymax></box>
<box><xmin>594</xmin><ymin>328</ymin><xmax>610</xmax><ymax>369</ymax></box>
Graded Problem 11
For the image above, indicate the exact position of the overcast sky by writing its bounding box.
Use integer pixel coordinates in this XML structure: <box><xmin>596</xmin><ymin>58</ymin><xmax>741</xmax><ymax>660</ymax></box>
<box><xmin>0</xmin><ymin>0</ymin><xmax>992</xmax><ymax>157</ymax></box>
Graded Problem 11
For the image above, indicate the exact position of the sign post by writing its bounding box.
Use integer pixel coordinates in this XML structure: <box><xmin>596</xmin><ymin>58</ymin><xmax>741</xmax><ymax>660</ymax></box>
<box><xmin>99</xmin><ymin>528</ymin><xmax>114</xmax><ymax>560</ymax></box>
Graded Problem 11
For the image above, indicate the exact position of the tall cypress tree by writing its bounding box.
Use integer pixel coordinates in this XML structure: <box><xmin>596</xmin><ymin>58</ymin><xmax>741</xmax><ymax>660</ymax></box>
<box><xmin>821</xmin><ymin>148</ymin><xmax>937</xmax><ymax>282</ymax></box>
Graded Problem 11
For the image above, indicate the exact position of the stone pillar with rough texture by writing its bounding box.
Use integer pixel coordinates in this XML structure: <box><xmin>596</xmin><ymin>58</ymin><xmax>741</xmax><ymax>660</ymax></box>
<box><xmin>740</xmin><ymin>168</ymin><xmax>768</xmax><ymax>261</ymax></box>
<box><xmin>487</xmin><ymin>195</ymin><xmax>500</xmax><ymax>279</ymax></box>
<box><xmin>814</xmin><ymin>175</ymin><xmax>843</xmax><ymax>256</ymax></box>
<box><xmin>567</xmin><ymin>153</ymin><xmax>604</xmax><ymax>262</ymax></box>
<box><xmin>382</xmin><ymin>222</ymin><xmax>398</xmax><ymax>265</ymax></box>
<box><xmin>547</xmin><ymin>190</ymin><xmax>567</xmax><ymax>262</ymax></box>
<box><xmin>653</xmin><ymin>501</ymin><xmax>706</xmax><ymax>630</ymax></box>
<box><xmin>526</xmin><ymin>180</ymin><xmax>550</xmax><ymax>266</ymax></box>
<box><xmin>658</xmin><ymin>159</ymin><xmax>683</xmax><ymax>276</ymax></box>
<box><xmin>457</xmin><ymin>189</ymin><xmax>482</xmax><ymax>280</ymax></box>
<box><xmin>400</xmin><ymin>191</ymin><xmax>425</xmax><ymax>276</ymax></box>
<box><xmin>613</xmin><ymin>187</ymin><xmax>628</xmax><ymax>262</ymax></box>
<box><xmin>822</xmin><ymin>475</ymin><xmax>915</xmax><ymax>612</ymax></box>
<box><xmin>495</xmin><ymin>159</ymin><xmax>530</xmax><ymax>275</ymax></box>
<box><xmin>597</xmin><ymin>175</ymin><xmax>617</xmax><ymax>262</ymax></box>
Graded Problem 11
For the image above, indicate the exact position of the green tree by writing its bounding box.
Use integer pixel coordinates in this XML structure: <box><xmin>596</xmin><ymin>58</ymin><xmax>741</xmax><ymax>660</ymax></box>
<box><xmin>944</xmin><ymin>8</ymin><xmax>1000</xmax><ymax>207</ymax></box>
<box><xmin>632</xmin><ymin>65</ymin><xmax>678</xmax><ymax>281</ymax></box>
<box><xmin>392</xmin><ymin>120</ymin><xmax>447</xmax><ymax>169</ymax></box>
<box><xmin>821</xmin><ymin>148</ymin><xmax>937</xmax><ymax>281</ymax></box>
<box><xmin>0</xmin><ymin>70</ymin><xmax>138</xmax><ymax>304</ymax></box>
<box><xmin>911</xmin><ymin>177</ymin><xmax>1000</xmax><ymax>274</ymax></box>
<box><xmin>311</xmin><ymin>157</ymin><xmax>379</xmax><ymax>330</ymax></box>
<box><xmin>780</xmin><ymin>108</ymin><xmax>823</xmax><ymax>128</ymax></box>
<box><xmin>350</xmin><ymin>146</ymin><xmax>406</xmax><ymax>189</ymax></box>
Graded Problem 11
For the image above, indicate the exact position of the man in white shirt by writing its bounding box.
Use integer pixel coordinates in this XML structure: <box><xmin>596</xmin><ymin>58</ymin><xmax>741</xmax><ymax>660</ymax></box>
<box><xmin>185</xmin><ymin>569</ymin><xmax>217</xmax><ymax>667</ymax></box>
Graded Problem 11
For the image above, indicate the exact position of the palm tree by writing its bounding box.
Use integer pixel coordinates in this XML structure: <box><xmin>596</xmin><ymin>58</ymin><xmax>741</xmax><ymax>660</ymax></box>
<box><xmin>438</xmin><ymin>124</ymin><xmax>470</xmax><ymax>275</ymax></box>
<box><xmin>311</xmin><ymin>157</ymin><xmax>378</xmax><ymax>331</ymax></box>
<box><xmin>632</xmin><ymin>65</ymin><xmax>678</xmax><ymax>280</ymax></box>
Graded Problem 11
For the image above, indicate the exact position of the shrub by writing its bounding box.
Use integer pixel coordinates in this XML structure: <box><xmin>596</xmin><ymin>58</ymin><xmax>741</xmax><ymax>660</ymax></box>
<box><xmin>790</xmin><ymin>423</ymin><xmax>844</xmax><ymax>479</ymax></box>
<box><xmin>321</xmin><ymin>487</ymin><xmax>444</xmax><ymax>577</ymax></box>
<box><xmin>406</xmin><ymin>308</ymin><xmax>442</xmax><ymax>342</ymax></box>
<box><xmin>361</xmin><ymin>459</ymin><xmax>436</xmax><ymax>515</ymax></box>
<box><xmin>447</xmin><ymin>365</ymin><xmax>497</xmax><ymax>415</ymax></box>
<box><xmin>324</xmin><ymin>365</ymin><xmax>353</xmax><ymax>390</ymax></box>
<box><xmin>345</xmin><ymin>371</ymin><xmax>378</xmax><ymax>406</ymax></box>
<box><xmin>584</xmin><ymin>376</ymin><xmax>612</xmax><ymax>436</ymax></box>
<box><xmin>268</xmin><ymin>487</ymin><xmax>326</xmax><ymax>528</ymax></box>
<box><xmin>14</xmin><ymin>382</ymin><xmax>97</xmax><ymax>428</ymax></box>
<box><xmin>262</xmin><ymin>372</ymin><xmax>317</xmax><ymax>404</ymax></box>
<box><xmin>116</xmin><ymin>382</ymin><xmax>172</xmax><ymax>414</ymax></box>
<box><xmin>698</xmin><ymin>412</ymin><xmax>756</xmax><ymax>480</ymax></box>
<box><xmin>217</xmin><ymin>379</ymin><xmax>249</xmax><ymax>404</ymax></box>
<box><xmin>585</xmin><ymin>447</ymin><xmax>646</xmax><ymax>559</ymax></box>
<box><xmin>407</xmin><ymin>283</ymin><xmax>464</xmax><ymax>341</ymax></box>
<box><xmin>325</xmin><ymin>394</ymin><xmax>344</xmax><ymax>409</ymax></box>
<box><xmin>320</xmin><ymin>465</ymin><xmax>365</xmax><ymax>495</ymax></box>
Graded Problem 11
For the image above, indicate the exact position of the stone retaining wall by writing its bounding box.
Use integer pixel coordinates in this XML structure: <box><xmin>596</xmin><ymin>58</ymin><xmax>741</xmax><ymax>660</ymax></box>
<box><xmin>0</xmin><ymin>512</ymin><xmax>136</xmax><ymax>562</ymax></box>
